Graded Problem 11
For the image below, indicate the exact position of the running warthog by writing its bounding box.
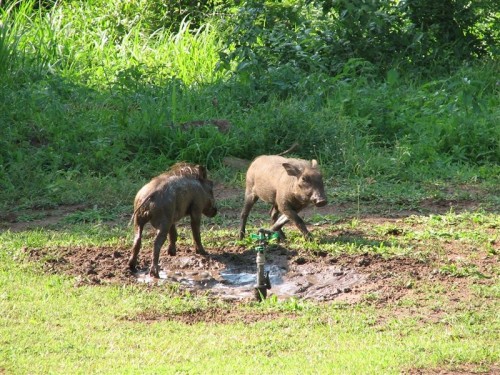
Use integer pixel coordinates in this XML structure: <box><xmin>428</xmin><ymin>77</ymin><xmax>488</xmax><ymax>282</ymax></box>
<box><xmin>128</xmin><ymin>163</ymin><xmax>217</xmax><ymax>278</ymax></box>
<box><xmin>239</xmin><ymin>155</ymin><xmax>327</xmax><ymax>240</ymax></box>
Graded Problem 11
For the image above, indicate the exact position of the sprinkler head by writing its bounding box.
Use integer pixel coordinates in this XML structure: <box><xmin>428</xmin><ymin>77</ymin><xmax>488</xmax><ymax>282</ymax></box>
<box><xmin>255</xmin><ymin>245</ymin><xmax>265</xmax><ymax>253</ymax></box>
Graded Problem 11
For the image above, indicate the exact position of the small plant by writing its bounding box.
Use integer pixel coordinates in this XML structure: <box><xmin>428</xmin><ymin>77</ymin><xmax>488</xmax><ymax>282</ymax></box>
<box><xmin>375</xmin><ymin>224</ymin><xmax>405</xmax><ymax>237</ymax></box>
<box><xmin>349</xmin><ymin>218</ymin><xmax>360</xmax><ymax>229</ymax></box>
<box><xmin>256</xmin><ymin>295</ymin><xmax>312</xmax><ymax>313</ymax></box>
<box><xmin>62</xmin><ymin>208</ymin><xmax>119</xmax><ymax>224</ymax></box>
<box><xmin>362</xmin><ymin>292</ymin><xmax>380</xmax><ymax>303</ymax></box>
<box><xmin>439</xmin><ymin>263</ymin><xmax>490</xmax><ymax>279</ymax></box>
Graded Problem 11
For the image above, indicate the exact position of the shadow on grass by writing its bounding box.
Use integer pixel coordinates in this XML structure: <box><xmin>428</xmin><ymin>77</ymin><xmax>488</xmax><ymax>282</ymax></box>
<box><xmin>320</xmin><ymin>231</ymin><xmax>393</xmax><ymax>248</ymax></box>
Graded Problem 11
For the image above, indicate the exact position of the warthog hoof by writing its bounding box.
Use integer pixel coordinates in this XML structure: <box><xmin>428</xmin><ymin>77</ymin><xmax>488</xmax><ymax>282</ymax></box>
<box><xmin>195</xmin><ymin>247</ymin><xmax>207</xmax><ymax>255</ymax></box>
<box><xmin>167</xmin><ymin>246</ymin><xmax>176</xmax><ymax>256</ymax></box>
<box><xmin>149</xmin><ymin>266</ymin><xmax>160</xmax><ymax>279</ymax></box>
<box><xmin>128</xmin><ymin>259</ymin><xmax>138</xmax><ymax>273</ymax></box>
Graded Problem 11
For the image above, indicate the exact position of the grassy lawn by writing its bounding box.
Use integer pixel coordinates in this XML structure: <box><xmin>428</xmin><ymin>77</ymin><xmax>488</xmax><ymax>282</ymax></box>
<box><xmin>1</xmin><ymin>183</ymin><xmax>498</xmax><ymax>374</ymax></box>
<box><xmin>1</xmin><ymin>2</ymin><xmax>498</xmax><ymax>373</ymax></box>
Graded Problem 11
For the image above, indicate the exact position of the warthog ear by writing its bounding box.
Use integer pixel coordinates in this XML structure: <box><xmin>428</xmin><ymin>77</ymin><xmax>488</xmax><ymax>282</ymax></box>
<box><xmin>197</xmin><ymin>165</ymin><xmax>207</xmax><ymax>179</ymax></box>
<box><xmin>282</xmin><ymin>163</ymin><xmax>302</xmax><ymax>177</ymax></box>
<box><xmin>311</xmin><ymin>159</ymin><xmax>318</xmax><ymax>168</ymax></box>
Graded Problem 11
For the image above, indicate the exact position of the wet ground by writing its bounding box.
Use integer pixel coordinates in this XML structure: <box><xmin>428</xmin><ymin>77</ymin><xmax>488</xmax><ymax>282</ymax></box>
<box><xmin>25</xmin><ymin>241</ymin><xmax>372</xmax><ymax>302</ymax></box>
<box><xmin>24</xmin><ymin>234</ymin><xmax>476</xmax><ymax>308</ymax></box>
<box><xmin>7</xmin><ymin>183</ymin><xmax>499</xmax><ymax>307</ymax></box>
<box><xmin>125</xmin><ymin>246</ymin><xmax>366</xmax><ymax>302</ymax></box>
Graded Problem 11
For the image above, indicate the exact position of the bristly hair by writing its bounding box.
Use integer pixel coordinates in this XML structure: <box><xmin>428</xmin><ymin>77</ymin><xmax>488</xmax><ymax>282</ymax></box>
<box><xmin>163</xmin><ymin>162</ymin><xmax>207</xmax><ymax>180</ymax></box>
<box><xmin>129</xmin><ymin>162</ymin><xmax>208</xmax><ymax>225</ymax></box>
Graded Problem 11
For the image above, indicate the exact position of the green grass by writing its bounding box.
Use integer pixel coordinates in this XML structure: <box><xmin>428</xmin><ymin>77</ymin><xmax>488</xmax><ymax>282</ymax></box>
<box><xmin>1</xmin><ymin>208</ymin><xmax>499</xmax><ymax>374</ymax></box>
<box><xmin>0</xmin><ymin>262</ymin><xmax>498</xmax><ymax>374</ymax></box>
<box><xmin>2</xmin><ymin>277</ymin><xmax>490</xmax><ymax>374</ymax></box>
<box><xmin>0</xmin><ymin>2</ymin><xmax>499</xmax><ymax>373</ymax></box>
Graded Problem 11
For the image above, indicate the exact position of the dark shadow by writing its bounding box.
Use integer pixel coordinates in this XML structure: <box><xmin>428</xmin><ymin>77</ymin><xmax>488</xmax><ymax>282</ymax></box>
<box><xmin>319</xmin><ymin>231</ymin><xmax>395</xmax><ymax>249</ymax></box>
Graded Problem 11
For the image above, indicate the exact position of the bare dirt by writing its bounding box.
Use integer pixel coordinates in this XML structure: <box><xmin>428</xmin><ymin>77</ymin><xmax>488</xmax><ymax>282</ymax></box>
<box><xmin>5</xmin><ymin>183</ymin><xmax>498</xmax><ymax>326</ymax></box>
<box><xmin>24</xmin><ymin>242</ymin><xmax>408</xmax><ymax>300</ymax></box>
<box><xmin>24</xmin><ymin>236</ymin><xmax>496</xmax><ymax>309</ymax></box>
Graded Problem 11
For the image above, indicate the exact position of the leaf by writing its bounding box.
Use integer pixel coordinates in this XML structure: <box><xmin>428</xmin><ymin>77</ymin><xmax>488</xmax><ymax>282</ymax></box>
<box><xmin>387</xmin><ymin>69</ymin><xmax>399</xmax><ymax>86</ymax></box>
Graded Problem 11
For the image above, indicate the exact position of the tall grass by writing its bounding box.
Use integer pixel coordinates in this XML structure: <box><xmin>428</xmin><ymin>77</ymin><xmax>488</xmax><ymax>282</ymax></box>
<box><xmin>3</xmin><ymin>1</ymin><xmax>224</xmax><ymax>86</ymax></box>
<box><xmin>0</xmin><ymin>1</ymin><xmax>498</xmax><ymax>211</ymax></box>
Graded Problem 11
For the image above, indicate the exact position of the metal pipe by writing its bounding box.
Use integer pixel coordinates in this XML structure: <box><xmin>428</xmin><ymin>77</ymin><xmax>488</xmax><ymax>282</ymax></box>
<box><xmin>252</xmin><ymin>229</ymin><xmax>275</xmax><ymax>301</ymax></box>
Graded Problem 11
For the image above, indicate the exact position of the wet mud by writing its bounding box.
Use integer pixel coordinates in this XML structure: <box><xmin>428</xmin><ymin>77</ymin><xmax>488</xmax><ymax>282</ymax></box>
<box><xmin>15</xmin><ymin>184</ymin><xmax>498</xmax><ymax>305</ymax></box>
<box><xmin>25</xmin><ymin>241</ymin><xmax>435</xmax><ymax>303</ymax></box>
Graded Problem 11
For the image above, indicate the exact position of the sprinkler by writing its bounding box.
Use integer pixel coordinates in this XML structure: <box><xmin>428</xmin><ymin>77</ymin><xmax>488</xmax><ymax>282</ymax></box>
<box><xmin>251</xmin><ymin>229</ymin><xmax>279</xmax><ymax>301</ymax></box>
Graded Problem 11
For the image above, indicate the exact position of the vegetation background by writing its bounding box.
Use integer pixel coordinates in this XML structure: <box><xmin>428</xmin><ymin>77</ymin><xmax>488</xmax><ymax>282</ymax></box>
<box><xmin>0</xmin><ymin>0</ymin><xmax>498</xmax><ymax>212</ymax></box>
<box><xmin>0</xmin><ymin>1</ymin><xmax>499</xmax><ymax>373</ymax></box>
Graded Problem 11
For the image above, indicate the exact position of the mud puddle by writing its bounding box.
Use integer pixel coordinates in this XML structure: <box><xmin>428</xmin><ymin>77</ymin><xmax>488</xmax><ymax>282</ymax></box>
<box><xmin>134</xmin><ymin>254</ymin><xmax>365</xmax><ymax>301</ymax></box>
<box><xmin>24</xmin><ymin>244</ymin><xmax>448</xmax><ymax>305</ymax></box>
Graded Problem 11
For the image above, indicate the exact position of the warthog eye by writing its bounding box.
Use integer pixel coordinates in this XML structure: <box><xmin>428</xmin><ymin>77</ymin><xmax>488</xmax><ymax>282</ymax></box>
<box><xmin>302</xmin><ymin>175</ymin><xmax>311</xmax><ymax>184</ymax></box>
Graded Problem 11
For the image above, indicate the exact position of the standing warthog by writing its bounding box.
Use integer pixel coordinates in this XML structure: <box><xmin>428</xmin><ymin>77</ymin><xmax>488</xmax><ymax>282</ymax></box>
<box><xmin>128</xmin><ymin>163</ymin><xmax>217</xmax><ymax>278</ymax></box>
<box><xmin>239</xmin><ymin>155</ymin><xmax>327</xmax><ymax>240</ymax></box>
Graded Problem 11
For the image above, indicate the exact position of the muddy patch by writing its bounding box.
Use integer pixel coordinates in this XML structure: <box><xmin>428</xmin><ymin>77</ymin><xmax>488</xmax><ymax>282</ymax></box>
<box><xmin>24</xmin><ymin>243</ymin><xmax>435</xmax><ymax>304</ymax></box>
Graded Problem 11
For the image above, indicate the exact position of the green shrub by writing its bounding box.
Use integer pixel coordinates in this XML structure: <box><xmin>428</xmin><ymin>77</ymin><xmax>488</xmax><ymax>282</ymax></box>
<box><xmin>0</xmin><ymin>1</ymin><xmax>498</xmax><ymax>210</ymax></box>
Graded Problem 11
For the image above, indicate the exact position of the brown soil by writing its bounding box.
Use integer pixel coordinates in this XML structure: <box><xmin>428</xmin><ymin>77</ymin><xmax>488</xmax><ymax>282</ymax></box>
<box><xmin>5</xmin><ymin>184</ymin><xmax>499</xmax><ymax>327</ymax></box>
<box><xmin>24</xmin><ymin>238</ymin><xmax>495</xmax><ymax>307</ymax></box>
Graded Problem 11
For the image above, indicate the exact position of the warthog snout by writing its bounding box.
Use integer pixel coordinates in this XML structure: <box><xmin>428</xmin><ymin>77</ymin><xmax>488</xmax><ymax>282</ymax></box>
<box><xmin>204</xmin><ymin>206</ymin><xmax>218</xmax><ymax>218</ymax></box>
<box><xmin>314</xmin><ymin>198</ymin><xmax>327</xmax><ymax>208</ymax></box>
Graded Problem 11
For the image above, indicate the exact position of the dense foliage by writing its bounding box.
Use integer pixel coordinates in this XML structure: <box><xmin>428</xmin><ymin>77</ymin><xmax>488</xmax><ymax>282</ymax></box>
<box><xmin>0</xmin><ymin>0</ymin><xmax>498</xmax><ymax>209</ymax></box>
<box><xmin>220</xmin><ymin>0</ymin><xmax>499</xmax><ymax>77</ymax></box>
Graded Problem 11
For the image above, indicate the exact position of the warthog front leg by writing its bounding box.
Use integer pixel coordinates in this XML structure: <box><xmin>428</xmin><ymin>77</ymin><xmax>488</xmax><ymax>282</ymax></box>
<box><xmin>273</xmin><ymin>206</ymin><xmax>312</xmax><ymax>240</ymax></box>
<box><xmin>190</xmin><ymin>211</ymin><xmax>207</xmax><ymax>255</ymax></box>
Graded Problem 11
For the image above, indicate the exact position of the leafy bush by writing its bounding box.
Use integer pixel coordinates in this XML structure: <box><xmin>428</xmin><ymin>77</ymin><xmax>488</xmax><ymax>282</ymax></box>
<box><xmin>219</xmin><ymin>0</ymin><xmax>499</xmax><ymax>81</ymax></box>
<box><xmin>0</xmin><ymin>0</ymin><xmax>498</xmax><ymax>210</ymax></box>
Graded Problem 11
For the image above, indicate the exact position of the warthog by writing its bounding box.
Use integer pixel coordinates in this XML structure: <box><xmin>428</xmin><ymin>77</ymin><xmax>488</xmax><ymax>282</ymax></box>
<box><xmin>239</xmin><ymin>155</ymin><xmax>327</xmax><ymax>240</ymax></box>
<box><xmin>128</xmin><ymin>162</ymin><xmax>217</xmax><ymax>278</ymax></box>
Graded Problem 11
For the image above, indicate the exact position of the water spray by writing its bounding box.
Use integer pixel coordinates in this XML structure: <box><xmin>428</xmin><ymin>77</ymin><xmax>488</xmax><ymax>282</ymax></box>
<box><xmin>251</xmin><ymin>229</ymin><xmax>279</xmax><ymax>301</ymax></box>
